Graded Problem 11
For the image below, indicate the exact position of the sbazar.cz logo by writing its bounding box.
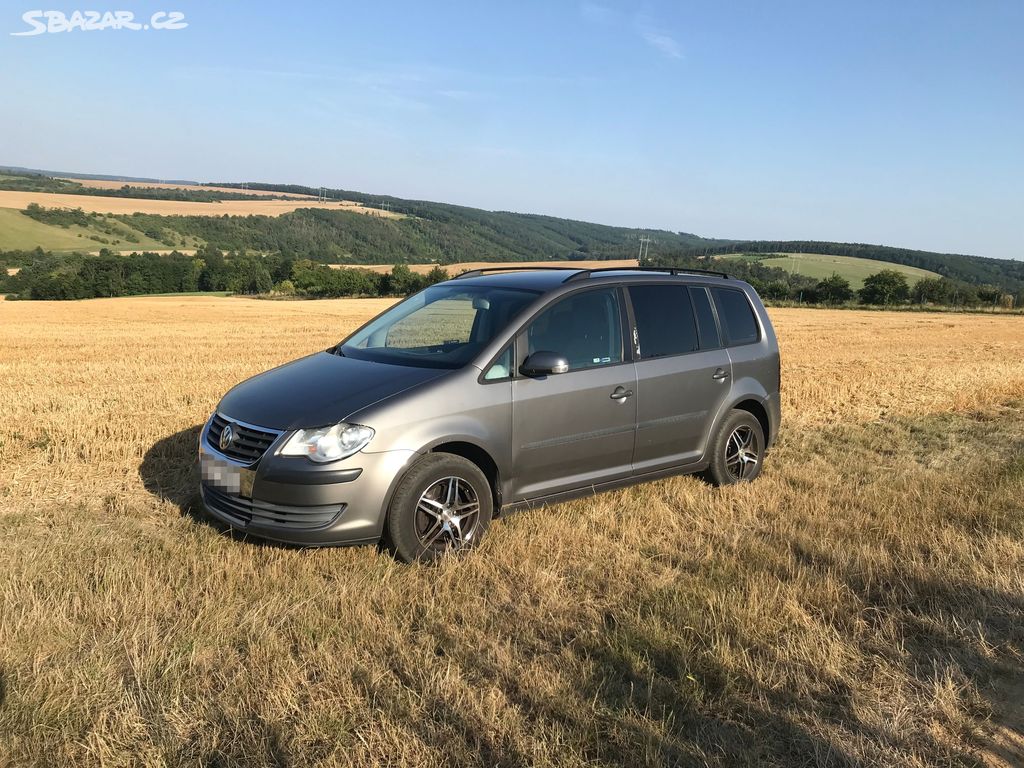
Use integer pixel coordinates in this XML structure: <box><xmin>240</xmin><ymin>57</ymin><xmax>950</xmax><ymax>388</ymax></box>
<box><xmin>12</xmin><ymin>9</ymin><xmax>187</xmax><ymax>35</ymax></box>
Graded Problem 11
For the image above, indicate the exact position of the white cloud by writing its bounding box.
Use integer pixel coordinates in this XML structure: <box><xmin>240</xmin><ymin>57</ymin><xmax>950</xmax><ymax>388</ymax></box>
<box><xmin>635</xmin><ymin>15</ymin><xmax>683</xmax><ymax>60</ymax></box>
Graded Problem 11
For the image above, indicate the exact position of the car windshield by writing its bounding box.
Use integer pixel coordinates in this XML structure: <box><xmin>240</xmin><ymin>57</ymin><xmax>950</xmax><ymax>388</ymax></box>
<box><xmin>340</xmin><ymin>284</ymin><xmax>539</xmax><ymax>369</ymax></box>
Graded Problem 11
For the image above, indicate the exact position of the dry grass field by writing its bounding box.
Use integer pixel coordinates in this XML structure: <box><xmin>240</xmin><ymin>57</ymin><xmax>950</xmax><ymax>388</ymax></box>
<box><xmin>334</xmin><ymin>259</ymin><xmax>640</xmax><ymax>275</ymax></box>
<box><xmin>0</xmin><ymin>191</ymin><xmax>402</xmax><ymax>219</ymax></box>
<box><xmin>58</xmin><ymin>178</ymin><xmax>317</xmax><ymax>199</ymax></box>
<box><xmin>1</xmin><ymin>298</ymin><xmax>1023</xmax><ymax>767</ymax></box>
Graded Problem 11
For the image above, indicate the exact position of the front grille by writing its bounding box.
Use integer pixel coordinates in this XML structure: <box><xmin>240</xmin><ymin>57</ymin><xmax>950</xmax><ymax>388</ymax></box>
<box><xmin>207</xmin><ymin>413</ymin><xmax>280</xmax><ymax>464</ymax></box>
<box><xmin>202</xmin><ymin>485</ymin><xmax>345</xmax><ymax>530</ymax></box>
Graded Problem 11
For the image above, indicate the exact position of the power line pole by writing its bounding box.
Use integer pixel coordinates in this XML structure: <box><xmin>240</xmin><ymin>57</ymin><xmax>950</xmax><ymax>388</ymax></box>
<box><xmin>638</xmin><ymin>235</ymin><xmax>652</xmax><ymax>264</ymax></box>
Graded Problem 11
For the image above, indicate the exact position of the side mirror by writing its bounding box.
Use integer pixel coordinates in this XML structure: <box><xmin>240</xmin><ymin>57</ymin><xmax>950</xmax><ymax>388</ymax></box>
<box><xmin>521</xmin><ymin>351</ymin><xmax>569</xmax><ymax>377</ymax></box>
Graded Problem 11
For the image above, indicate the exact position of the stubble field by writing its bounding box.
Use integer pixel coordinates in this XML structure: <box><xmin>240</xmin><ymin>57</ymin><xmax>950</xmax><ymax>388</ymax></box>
<box><xmin>0</xmin><ymin>190</ymin><xmax>402</xmax><ymax>219</ymax></box>
<box><xmin>1</xmin><ymin>297</ymin><xmax>1023</xmax><ymax>767</ymax></box>
<box><xmin>57</xmin><ymin>178</ymin><xmax>318</xmax><ymax>199</ymax></box>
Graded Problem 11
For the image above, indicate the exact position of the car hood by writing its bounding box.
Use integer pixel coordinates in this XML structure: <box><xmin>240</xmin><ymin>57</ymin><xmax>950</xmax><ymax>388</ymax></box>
<box><xmin>217</xmin><ymin>351</ymin><xmax>449</xmax><ymax>431</ymax></box>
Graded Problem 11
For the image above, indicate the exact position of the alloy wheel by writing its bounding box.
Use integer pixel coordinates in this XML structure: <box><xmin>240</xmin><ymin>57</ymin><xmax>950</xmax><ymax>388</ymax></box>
<box><xmin>415</xmin><ymin>476</ymin><xmax>481</xmax><ymax>552</ymax></box>
<box><xmin>724</xmin><ymin>425</ymin><xmax>760</xmax><ymax>481</ymax></box>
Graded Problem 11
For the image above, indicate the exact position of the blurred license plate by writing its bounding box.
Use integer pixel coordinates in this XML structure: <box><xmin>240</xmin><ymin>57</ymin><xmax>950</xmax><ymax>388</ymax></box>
<box><xmin>200</xmin><ymin>447</ymin><xmax>255</xmax><ymax>497</ymax></box>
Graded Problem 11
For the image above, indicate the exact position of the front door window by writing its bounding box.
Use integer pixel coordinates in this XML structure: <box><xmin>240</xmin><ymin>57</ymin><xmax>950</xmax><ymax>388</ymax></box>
<box><xmin>524</xmin><ymin>288</ymin><xmax>623</xmax><ymax>370</ymax></box>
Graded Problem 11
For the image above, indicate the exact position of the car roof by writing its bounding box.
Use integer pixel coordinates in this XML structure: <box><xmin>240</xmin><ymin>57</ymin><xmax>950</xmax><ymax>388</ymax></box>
<box><xmin>449</xmin><ymin>267</ymin><xmax>745</xmax><ymax>293</ymax></box>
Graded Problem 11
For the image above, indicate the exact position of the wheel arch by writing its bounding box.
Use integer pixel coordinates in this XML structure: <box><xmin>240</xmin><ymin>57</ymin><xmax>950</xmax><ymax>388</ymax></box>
<box><xmin>731</xmin><ymin>398</ymin><xmax>771</xmax><ymax>445</ymax></box>
<box><xmin>428</xmin><ymin>440</ymin><xmax>502</xmax><ymax>511</ymax></box>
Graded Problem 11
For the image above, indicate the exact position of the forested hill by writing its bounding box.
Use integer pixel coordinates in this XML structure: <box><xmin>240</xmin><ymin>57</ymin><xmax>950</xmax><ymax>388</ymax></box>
<box><xmin>6</xmin><ymin>170</ymin><xmax>1021</xmax><ymax>290</ymax></box>
<box><xmin>204</xmin><ymin>182</ymin><xmax>1024</xmax><ymax>290</ymax></box>
<box><xmin>669</xmin><ymin>240</ymin><xmax>1024</xmax><ymax>294</ymax></box>
<box><xmin>121</xmin><ymin>196</ymin><xmax>726</xmax><ymax>264</ymax></box>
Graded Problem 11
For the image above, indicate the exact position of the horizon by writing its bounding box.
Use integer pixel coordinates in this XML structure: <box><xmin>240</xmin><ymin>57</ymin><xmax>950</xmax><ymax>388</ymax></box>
<box><xmin>0</xmin><ymin>160</ymin><xmax>1011</xmax><ymax>262</ymax></box>
<box><xmin>3</xmin><ymin>1</ymin><xmax>1022</xmax><ymax>260</ymax></box>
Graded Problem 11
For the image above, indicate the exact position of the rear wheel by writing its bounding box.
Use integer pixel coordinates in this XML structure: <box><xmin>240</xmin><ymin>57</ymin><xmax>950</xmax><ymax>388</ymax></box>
<box><xmin>385</xmin><ymin>453</ymin><xmax>493</xmax><ymax>564</ymax></box>
<box><xmin>705</xmin><ymin>409</ymin><xmax>765</xmax><ymax>486</ymax></box>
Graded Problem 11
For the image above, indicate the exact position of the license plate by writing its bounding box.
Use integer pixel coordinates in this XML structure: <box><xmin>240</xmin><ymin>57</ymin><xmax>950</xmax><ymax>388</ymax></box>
<box><xmin>200</xmin><ymin>447</ymin><xmax>255</xmax><ymax>497</ymax></box>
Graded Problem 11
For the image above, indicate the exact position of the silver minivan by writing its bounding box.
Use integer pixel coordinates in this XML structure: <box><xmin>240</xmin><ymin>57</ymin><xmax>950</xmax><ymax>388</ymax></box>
<box><xmin>199</xmin><ymin>267</ymin><xmax>781</xmax><ymax>562</ymax></box>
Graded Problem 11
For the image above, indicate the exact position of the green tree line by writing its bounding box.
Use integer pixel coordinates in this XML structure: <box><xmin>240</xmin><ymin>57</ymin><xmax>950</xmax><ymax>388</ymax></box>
<box><xmin>2</xmin><ymin>247</ymin><xmax>1017</xmax><ymax>309</ymax></box>
<box><xmin>653</xmin><ymin>251</ymin><xmax>1020</xmax><ymax>309</ymax></box>
<box><xmin>0</xmin><ymin>247</ymin><xmax>449</xmax><ymax>301</ymax></box>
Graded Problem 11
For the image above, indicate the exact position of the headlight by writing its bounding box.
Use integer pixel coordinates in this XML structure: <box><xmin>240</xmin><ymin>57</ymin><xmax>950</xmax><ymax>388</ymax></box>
<box><xmin>280</xmin><ymin>423</ymin><xmax>374</xmax><ymax>463</ymax></box>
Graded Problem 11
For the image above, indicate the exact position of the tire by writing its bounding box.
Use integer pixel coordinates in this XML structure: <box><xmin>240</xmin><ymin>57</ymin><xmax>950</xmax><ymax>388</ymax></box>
<box><xmin>385</xmin><ymin>453</ymin><xmax>493</xmax><ymax>564</ymax></box>
<box><xmin>704</xmin><ymin>409</ymin><xmax>766</xmax><ymax>487</ymax></box>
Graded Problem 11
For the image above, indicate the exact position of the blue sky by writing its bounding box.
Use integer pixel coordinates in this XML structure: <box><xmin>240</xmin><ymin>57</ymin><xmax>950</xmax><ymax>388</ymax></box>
<box><xmin>2</xmin><ymin>1</ymin><xmax>1022</xmax><ymax>258</ymax></box>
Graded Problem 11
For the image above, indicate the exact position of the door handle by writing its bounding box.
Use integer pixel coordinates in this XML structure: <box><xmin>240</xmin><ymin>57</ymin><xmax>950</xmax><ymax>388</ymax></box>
<box><xmin>610</xmin><ymin>387</ymin><xmax>634</xmax><ymax>401</ymax></box>
<box><xmin>712</xmin><ymin>368</ymin><xmax>730</xmax><ymax>381</ymax></box>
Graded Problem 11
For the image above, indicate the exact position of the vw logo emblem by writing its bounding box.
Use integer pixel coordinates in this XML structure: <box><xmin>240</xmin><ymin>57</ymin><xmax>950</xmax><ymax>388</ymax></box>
<box><xmin>219</xmin><ymin>424</ymin><xmax>236</xmax><ymax>451</ymax></box>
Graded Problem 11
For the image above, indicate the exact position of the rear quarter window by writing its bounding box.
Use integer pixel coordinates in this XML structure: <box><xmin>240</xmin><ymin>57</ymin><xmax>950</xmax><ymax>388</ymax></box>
<box><xmin>689</xmin><ymin>286</ymin><xmax>721</xmax><ymax>349</ymax></box>
<box><xmin>712</xmin><ymin>288</ymin><xmax>760</xmax><ymax>346</ymax></box>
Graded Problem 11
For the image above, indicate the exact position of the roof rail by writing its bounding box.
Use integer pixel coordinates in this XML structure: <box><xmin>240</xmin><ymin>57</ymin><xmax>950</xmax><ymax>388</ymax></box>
<box><xmin>563</xmin><ymin>265</ymin><xmax>730</xmax><ymax>282</ymax></box>
<box><xmin>455</xmin><ymin>265</ymin><xmax>584</xmax><ymax>278</ymax></box>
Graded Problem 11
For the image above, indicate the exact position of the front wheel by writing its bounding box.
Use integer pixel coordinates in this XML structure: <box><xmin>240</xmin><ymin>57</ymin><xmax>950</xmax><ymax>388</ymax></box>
<box><xmin>385</xmin><ymin>453</ymin><xmax>493</xmax><ymax>564</ymax></box>
<box><xmin>704</xmin><ymin>409</ymin><xmax>765</xmax><ymax>486</ymax></box>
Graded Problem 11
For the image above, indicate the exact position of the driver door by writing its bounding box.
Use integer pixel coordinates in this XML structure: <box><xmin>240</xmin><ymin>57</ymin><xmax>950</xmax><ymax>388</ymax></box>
<box><xmin>509</xmin><ymin>287</ymin><xmax>637</xmax><ymax>501</ymax></box>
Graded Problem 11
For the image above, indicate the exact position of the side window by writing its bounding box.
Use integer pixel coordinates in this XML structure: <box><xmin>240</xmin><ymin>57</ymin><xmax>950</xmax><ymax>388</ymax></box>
<box><xmin>484</xmin><ymin>345</ymin><xmax>513</xmax><ymax>381</ymax></box>
<box><xmin>525</xmin><ymin>288</ymin><xmax>623</xmax><ymax>371</ymax></box>
<box><xmin>712</xmin><ymin>288</ymin><xmax>759</xmax><ymax>346</ymax></box>
<box><xmin>628</xmin><ymin>284</ymin><xmax>698</xmax><ymax>359</ymax></box>
<box><xmin>689</xmin><ymin>286</ymin><xmax>721</xmax><ymax>349</ymax></box>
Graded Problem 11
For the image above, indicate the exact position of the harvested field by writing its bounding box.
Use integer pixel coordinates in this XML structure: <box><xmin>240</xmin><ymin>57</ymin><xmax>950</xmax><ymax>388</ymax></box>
<box><xmin>58</xmin><ymin>178</ymin><xmax>317</xmax><ymax>199</ymax></box>
<box><xmin>0</xmin><ymin>190</ymin><xmax>403</xmax><ymax>219</ymax></box>
<box><xmin>1</xmin><ymin>297</ymin><xmax>1023</xmax><ymax>766</ymax></box>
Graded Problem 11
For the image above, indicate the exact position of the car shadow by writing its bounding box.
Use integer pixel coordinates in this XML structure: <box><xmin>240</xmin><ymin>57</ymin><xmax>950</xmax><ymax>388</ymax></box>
<box><xmin>138</xmin><ymin>424</ymin><xmax>381</xmax><ymax>553</ymax></box>
<box><xmin>138</xmin><ymin>424</ymin><xmax>284</xmax><ymax>548</ymax></box>
<box><xmin>139</xmin><ymin>425</ymin><xmax>203</xmax><ymax>512</ymax></box>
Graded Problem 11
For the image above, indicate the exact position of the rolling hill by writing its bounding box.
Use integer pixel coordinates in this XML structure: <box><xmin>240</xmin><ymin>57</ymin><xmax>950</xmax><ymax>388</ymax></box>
<box><xmin>722</xmin><ymin>252</ymin><xmax>939</xmax><ymax>288</ymax></box>
<box><xmin>0</xmin><ymin>208</ymin><xmax>185</xmax><ymax>253</ymax></box>
<box><xmin>681</xmin><ymin>240</ymin><xmax>1024</xmax><ymax>294</ymax></box>
<box><xmin>2</xmin><ymin>167</ymin><xmax>1022</xmax><ymax>295</ymax></box>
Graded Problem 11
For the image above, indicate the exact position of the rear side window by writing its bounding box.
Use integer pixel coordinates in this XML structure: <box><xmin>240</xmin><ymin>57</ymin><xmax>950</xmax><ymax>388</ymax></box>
<box><xmin>712</xmin><ymin>288</ymin><xmax>759</xmax><ymax>346</ymax></box>
<box><xmin>689</xmin><ymin>286</ymin><xmax>721</xmax><ymax>349</ymax></box>
<box><xmin>629</xmin><ymin>284</ymin><xmax>698</xmax><ymax>359</ymax></box>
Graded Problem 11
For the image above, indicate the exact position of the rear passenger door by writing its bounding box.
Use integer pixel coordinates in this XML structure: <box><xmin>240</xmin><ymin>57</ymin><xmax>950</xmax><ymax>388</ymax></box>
<box><xmin>627</xmin><ymin>283</ymin><xmax>733</xmax><ymax>473</ymax></box>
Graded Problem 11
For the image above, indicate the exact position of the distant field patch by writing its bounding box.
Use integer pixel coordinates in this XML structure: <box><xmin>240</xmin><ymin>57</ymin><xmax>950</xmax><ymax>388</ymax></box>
<box><xmin>721</xmin><ymin>252</ymin><xmax>939</xmax><ymax>288</ymax></box>
<box><xmin>60</xmin><ymin>178</ymin><xmax>315</xmax><ymax>199</ymax></box>
<box><xmin>331</xmin><ymin>259</ymin><xmax>640</xmax><ymax>275</ymax></box>
<box><xmin>0</xmin><ymin>191</ymin><xmax>403</xmax><ymax>219</ymax></box>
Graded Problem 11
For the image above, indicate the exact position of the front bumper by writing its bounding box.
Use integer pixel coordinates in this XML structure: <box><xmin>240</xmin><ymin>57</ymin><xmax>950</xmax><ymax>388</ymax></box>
<box><xmin>198</xmin><ymin>419</ymin><xmax>415</xmax><ymax>546</ymax></box>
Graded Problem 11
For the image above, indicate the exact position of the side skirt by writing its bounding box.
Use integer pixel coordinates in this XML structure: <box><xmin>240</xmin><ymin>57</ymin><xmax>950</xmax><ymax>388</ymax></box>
<box><xmin>495</xmin><ymin>460</ymin><xmax>711</xmax><ymax>517</ymax></box>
